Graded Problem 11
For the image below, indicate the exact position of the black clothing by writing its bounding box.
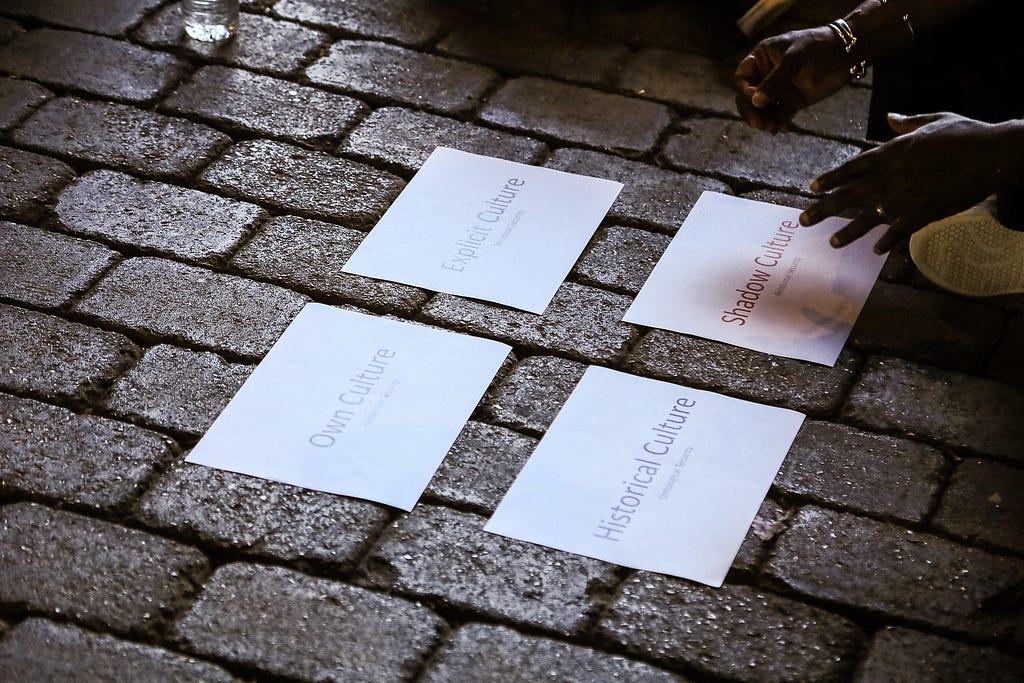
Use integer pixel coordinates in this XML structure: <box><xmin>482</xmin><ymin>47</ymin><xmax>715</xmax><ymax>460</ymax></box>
<box><xmin>867</xmin><ymin>1</ymin><xmax>1023</xmax><ymax>227</ymax></box>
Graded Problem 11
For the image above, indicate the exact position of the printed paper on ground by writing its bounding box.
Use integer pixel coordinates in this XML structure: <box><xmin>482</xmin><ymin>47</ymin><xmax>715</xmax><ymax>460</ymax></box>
<box><xmin>186</xmin><ymin>303</ymin><xmax>511</xmax><ymax>510</ymax></box>
<box><xmin>485</xmin><ymin>366</ymin><xmax>804</xmax><ymax>587</ymax></box>
<box><xmin>342</xmin><ymin>147</ymin><xmax>623</xmax><ymax>314</ymax></box>
<box><xmin>624</xmin><ymin>191</ymin><xmax>886</xmax><ymax>365</ymax></box>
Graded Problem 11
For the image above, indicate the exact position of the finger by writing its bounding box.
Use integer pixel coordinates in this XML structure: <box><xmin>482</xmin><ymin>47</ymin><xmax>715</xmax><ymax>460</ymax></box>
<box><xmin>752</xmin><ymin>55</ymin><xmax>799</xmax><ymax>108</ymax></box>
<box><xmin>732</xmin><ymin>54</ymin><xmax>762</xmax><ymax>93</ymax></box>
<box><xmin>775</xmin><ymin>83</ymin><xmax>810</xmax><ymax>114</ymax></box>
<box><xmin>886</xmin><ymin>111</ymin><xmax>944</xmax><ymax>136</ymax></box>
<box><xmin>800</xmin><ymin>183</ymin><xmax>872</xmax><ymax>225</ymax></box>
<box><xmin>810</xmin><ymin>148</ymin><xmax>884</xmax><ymax>192</ymax></box>
<box><xmin>829</xmin><ymin>208</ymin><xmax>884</xmax><ymax>248</ymax></box>
<box><xmin>766</xmin><ymin>101</ymin><xmax>798</xmax><ymax>135</ymax></box>
<box><xmin>873</xmin><ymin>216</ymin><xmax>924</xmax><ymax>254</ymax></box>
<box><xmin>735</xmin><ymin>94</ymin><xmax>770</xmax><ymax>130</ymax></box>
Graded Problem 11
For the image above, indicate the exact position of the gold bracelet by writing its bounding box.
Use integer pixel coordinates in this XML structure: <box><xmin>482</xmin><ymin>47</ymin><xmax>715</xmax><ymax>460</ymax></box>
<box><xmin>827</xmin><ymin>17</ymin><xmax>857</xmax><ymax>53</ymax></box>
<box><xmin>900</xmin><ymin>13</ymin><xmax>915</xmax><ymax>47</ymax></box>
<box><xmin>879</xmin><ymin>1</ymin><xmax>915</xmax><ymax>47</ymax></box>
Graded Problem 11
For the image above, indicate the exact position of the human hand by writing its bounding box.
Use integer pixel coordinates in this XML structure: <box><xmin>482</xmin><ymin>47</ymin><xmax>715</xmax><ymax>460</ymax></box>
<box><xmin>732</xmin><ymin>26</ymin><xmax>854</xmax><ymax>134</ymax></box>
<box><xmin>800</xmin><ymin>112</ymin><xmax>1002</xmax><ymax>254</ymax></box>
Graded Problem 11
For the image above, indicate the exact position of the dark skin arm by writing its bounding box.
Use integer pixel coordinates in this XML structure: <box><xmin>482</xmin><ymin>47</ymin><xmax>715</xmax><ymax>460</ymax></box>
<box><xmin>802</xmin><ymin>113</ymin><xmax>1024</xmax><ymax>254</ymax></box>
<box><xmin>732</xmin><ymin>25</ymin><xmax>851</xmax><ymax>135</ymax></box>
<box><xmin>733</xmin><ymin>0</ymin><xmax>988</xmax><ymax>133</ymax></box>
<box><xmin>732</xmin><ymin>0</ymin><xmax>1007</xmax><ymax>252</ymax></box>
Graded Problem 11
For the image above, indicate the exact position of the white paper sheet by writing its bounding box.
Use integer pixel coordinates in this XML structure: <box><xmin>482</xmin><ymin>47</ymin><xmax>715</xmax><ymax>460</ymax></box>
<box><xmin>485</xmin><ymin>366</ymin><xmax>804</xmax><ymax>587</ymax></box>
<box><xmin>186</xmin><ymin>304</ymin><xmax>511</xmax><ymax>510</ymax></box>
<box><xmin>342</xmin><ymin>147</ymin><xmax>623</xmax><ymax>313</ymax></box>
<box><xmin>624</xmin><ymin>191</ymin><xmax>886</xmax><ymax>365</ymax></box>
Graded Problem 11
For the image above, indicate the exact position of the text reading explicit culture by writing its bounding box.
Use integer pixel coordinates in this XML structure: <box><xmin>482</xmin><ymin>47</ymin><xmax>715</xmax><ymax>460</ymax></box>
<box><xmin>441</xmin><ymin>178</ymin><xmax>526</xmax><ymax>272</ymax></box>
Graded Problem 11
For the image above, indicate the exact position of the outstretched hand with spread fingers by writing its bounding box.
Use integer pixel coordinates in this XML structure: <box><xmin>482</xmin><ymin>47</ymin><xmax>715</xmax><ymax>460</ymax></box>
<box><xmin>732</xmin><ymin>26</ymin><xmax>856</xmax><ymax>135</ymax></box>
<box><xmin>800</xmin><ymin>112</ymin><xmax>1005</xmax><ymax>254</ymax></box>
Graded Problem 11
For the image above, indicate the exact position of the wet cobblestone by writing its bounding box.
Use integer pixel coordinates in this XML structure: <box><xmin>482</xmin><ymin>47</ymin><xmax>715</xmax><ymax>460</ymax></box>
<box><xmin>2</xmin><ymin>1</ymin><xmax>1021</xmax><ymax>679</ymax></box>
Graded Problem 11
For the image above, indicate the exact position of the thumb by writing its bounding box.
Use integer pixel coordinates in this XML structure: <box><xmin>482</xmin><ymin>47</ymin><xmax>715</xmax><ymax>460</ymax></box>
<box><xmin>752</xmin><ymin>59</ymin><xmax>798</xmax><ymax>108</ymax></box>
<box><xmin>887</xmin><ymin>111</ymin><xmax>943</xmax><ymax>135</ymax></box>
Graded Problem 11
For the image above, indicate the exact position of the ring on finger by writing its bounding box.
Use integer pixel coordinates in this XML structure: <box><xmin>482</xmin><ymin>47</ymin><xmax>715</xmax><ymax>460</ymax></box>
<box><xmin>874</xmin><ymin>202</ymin><xmax>893</xmax><ymax>222</ymax></box>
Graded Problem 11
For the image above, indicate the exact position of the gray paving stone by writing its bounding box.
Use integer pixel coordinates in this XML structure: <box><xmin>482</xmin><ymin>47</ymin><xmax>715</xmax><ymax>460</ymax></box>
<box><xmin>446</xmin><ymin>0</ymin><xmax>573</xmax><ymax>27</ymax></box>
<box><xmin>767</xmin><ymin>505</ymin><xmax>1024</xmax><ymax>638</ymax></box>
<box><xmin>162</xmin><ymin>65</ymin><xmax>367</xmax><ymax>147</ymax></box>
<box><xmin>932</xmin><ymin>459</ymin><xmax>1024</xmax><ymax>555</ymax></box>
<box><xmin>482</xmin><ymin>77</ymin><xmax>673</xmax><ymax>157</ymax></box>
<box><xmin>792</xmin><ymin>84</ymin><xmax>872</xmax><ymax>142</ymax></box>
<box><xmin>0</xmin><ymin>18</ymin><xmax>22</xmax><ymax>46</ymax></box>
<box><xmin>842</xmin><ymin>357</ymin><xmax>1024</xmax><ymax>462</ymax></box>
<box><xmin>423</xmin><ymin>622</ymin><xmax>681</xmax><ymax>683</ymax></box>
<box><xmin>0</xmin><ymin>392</ymin><xmax>174</xmax><ymax>511</ymax></box>
<box><xmin>438</xmin><ymin>24</ymin><xmax>627</xmax><ymax>84</ymax></box>
<box><xmin>174</xmin><ymin>562</ymin><xmax>443</xmax><ymax>682</ymax></box>
<box><xmin>733</xmin><ymin>498</ymin><xmax>790</xmax><ymax>575</ymax></box>
<box><xmin>137</xmin><ymin>463</ymin><xmax>390</xmax><ymax>568</ymax></box>
<box><xmin>425</xmin><ymin>421</ymin><xmax>537</xmax><ymax>513</ymax></box>
<box><xmin>420</xmin><ymin>283</ymin><xmax>637</xmax><ymax>365</ymax></box>
<box><xmin>74</xmin><ymin>257</ymin><xmax>309</xmax><ymax>360</ymax></box>
<box><xmin>0</xmin><ymin>0</ymin><xmax>163</xmax><ymax>36</ymax></box>
<box><xmin>0</xmin><ymin>144</ymin><xmax>75</xmax><ymax>222</ymax></box>
<box><xmin>614</xmin><ymin>48</ymin><xmax>736</xmax><ymax>116</ymax></box>
<box><xmin>545</xmin><ymin>147</ymin><xmax>730</xmax><ymax>232</ymax></box>
<box><xmin>482</xmin><ymin>355</ymin><xmax>587</xmax><ymax>434</ymax></box>
<box><xmin>850</xmin><ymin>281</ymin><xmax>1006</xmax><ymax>374</ymax></box>
<box><xmin>231</xmin><ymin>215</ymin><xmax>427</xmax><ymax>315</ymax></box>
<box><xmin>0</xmin><ymin>502</ymin><xmax>210</xmax><ymax>637</ymax></box>
<box><xmin>273</xmin><ymin>0</ymin><xmax>454</xmax><ymax>45</ymax></box>
<box><xmin>0</xmin><ymin>77</ymin><xmax>51</xmax><ymax>131</ymax></box>
<box><xmin>573</xmin><ymin>225</ymin><xmax>670</xmax><ymax>295</ymax></box>
<box><xmin>0</xmin><ymin>304</ymin><xmax>138</xmax><ymax>404</ymax></box>
<box><xmin>854</xmin><ymin>626</ymin><xmax>1024</xmax><ymax>683</ymax></box>
<box><xmin>13</xmin><ymin>97</ymin><xmax>230</xmax><ymax>181</ymax></box>
<box><xmin>0</xmin><ymin>618</ymin><xmax>234</xmax><ymax>682</ymax></box>
<box><xmin>739</xmin><ymin>188</ymin><xmax>814</xmax><ymax>210</ymax></box>
<box><xmin>103</xmin><ymin>344</ymin><xmax>252</xmax><ymax>436</ymax></box>
<box><xmin>597</xmin><ymin>574</ymin><xmax>864</xmax><ymax>683</ymax></box>
<box><xmin>576</xmin><ymin>1</ymin><xmax>741</xmax><ymax>58</ymax></box>
<box><xmin>136</xmin><ymin>5</ymin><xmax>329</xmax><ymax>76</ymax></box>
<box><xmin>54</xmin><ymin>170</ymin><xmax>264</xmax><ymax>264</ymax></box>
<box><xmin>307</xmin><ymin>40</ymin><xmax>497</xmax><ymax>117</ymax></box>
<box><xmin>0</xmin><ymin>222</ymin><xmax>117</xmax><ymax>309</ymax></box>
<box><xmin>661</xmin><ymin>118</ymin><xmax>862</xmax><ymax>192</ymax></box>
<box><xmin>198</xmin><ymin>139</ymin><xmax>405</xmax><ymax>228</ymax></box>
<box><xmin>0</xmin><ymin>29</ymin><xmax>183</xmax><ymax>104</ymax></box>
<box><xmin>321</xmin><ymin>42</ymin><xmax>497</xmax><ymax>118</ymax></box>
<box><xmin>364</xmin><ymin>504</ymin><xmax>618</xmax><ymax>635</ymax></box>
<box><xmin>339</xmin><ymin>107</ymin><xmax>548</xmax><ymax>175</ymax></box>
<box><xmin>625</xmin><ymin>331</ymin><xmax>860</xmax><ymax>416</ymax></box>
<box><xmin>776</xmin><ymin>420</ymin><xmax>948</xmax><ymax>523</ymax></box>
<box><xmin>5</xmin><ymin>3</ymin><xmax>1020</xmax><ymax>675</ymax></box>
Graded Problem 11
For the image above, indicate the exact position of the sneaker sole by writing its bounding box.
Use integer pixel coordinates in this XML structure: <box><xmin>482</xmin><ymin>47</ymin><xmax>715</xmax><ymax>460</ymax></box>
<box><xmin>908</xmin><ymin>209</ymin><xmax>1024</xmax><ymax>297</ymax></box>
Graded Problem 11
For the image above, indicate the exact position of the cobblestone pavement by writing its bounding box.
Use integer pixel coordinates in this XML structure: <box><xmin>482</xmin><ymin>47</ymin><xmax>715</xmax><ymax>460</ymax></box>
<box><xmin>2</xmin><ymin>1</ymin><xmax>1023</xmax><ymax>681</ymax></box>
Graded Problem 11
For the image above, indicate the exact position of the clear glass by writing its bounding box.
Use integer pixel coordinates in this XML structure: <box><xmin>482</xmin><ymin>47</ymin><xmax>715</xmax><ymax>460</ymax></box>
<box><xmin>182</xmin><ymin>0</ymin><xmax>239</xmax><ymax>42</ymax></box>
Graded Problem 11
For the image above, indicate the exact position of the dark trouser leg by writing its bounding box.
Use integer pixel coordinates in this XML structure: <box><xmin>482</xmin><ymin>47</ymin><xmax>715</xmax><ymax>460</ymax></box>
<box><xmin>865</xmin><ymin>2</ymin><xmax>1023</xmax><ymax>229</ymax></box>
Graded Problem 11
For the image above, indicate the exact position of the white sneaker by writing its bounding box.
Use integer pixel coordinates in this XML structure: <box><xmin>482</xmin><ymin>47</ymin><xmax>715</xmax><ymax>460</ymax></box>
<box><xmin>908</xmin><ymin>200</ymin><xmax>1024</xmax><ymax>297</ymax></box>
